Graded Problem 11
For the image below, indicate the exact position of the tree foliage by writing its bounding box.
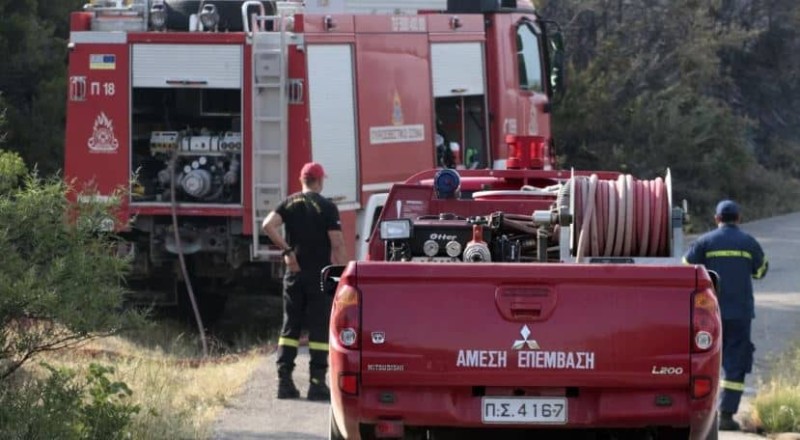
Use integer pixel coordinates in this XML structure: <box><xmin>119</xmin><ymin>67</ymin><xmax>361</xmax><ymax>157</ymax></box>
<box><xmin>0</xmin><ymin>0</ymin><xmax>85</xmax><ymax>174</ymax></box>
<box><xmin>0</xmin><ymin>98</ymin><xmax>140</xmax><ymax>438</ymax></box>
<box><xmin>539</xmin><ymin>0</ymin><xmax>800</xmax><ymax>224</ymax></box>
<box><xmin>0</xmin><ymin>148</ymin><xmax>137</xmax><ymax>380</ymax></box>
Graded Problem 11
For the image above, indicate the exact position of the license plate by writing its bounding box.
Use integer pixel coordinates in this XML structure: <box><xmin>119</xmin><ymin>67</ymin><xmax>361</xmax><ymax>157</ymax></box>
<box><xmin>481</xmin><ymin>397</ymin><xmax>568</xmax><ymax>424</ymax></box>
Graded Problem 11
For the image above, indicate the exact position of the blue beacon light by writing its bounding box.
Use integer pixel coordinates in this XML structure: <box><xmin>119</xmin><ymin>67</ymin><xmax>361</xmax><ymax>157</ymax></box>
<box><xmin>434</xmin><ymin>169</ymin><xmax>461</xmax><ymax>199</ymax></box>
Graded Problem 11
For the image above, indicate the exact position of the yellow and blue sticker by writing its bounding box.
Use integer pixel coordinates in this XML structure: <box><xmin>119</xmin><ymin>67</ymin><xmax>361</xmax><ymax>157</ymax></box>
<box><xmin>89</xmin><ymin>54</ymin><xmax>116</xmax><ymax>70</ymax></box>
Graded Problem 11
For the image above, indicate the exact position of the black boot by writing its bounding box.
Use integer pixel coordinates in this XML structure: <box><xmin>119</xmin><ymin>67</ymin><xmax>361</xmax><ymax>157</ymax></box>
<box><xmin>277</xmin><ymin>367</ymin><xmax>300</xmax><ymax>400</ymax></box>
<box><xmin>719</xmin><ymin>412</ymin><xmax>741</xmax><ymax>431</ymax></box>
<box><xmin>307</xmin><ymin>371</ymin><xmax>330</xmax><ymax>401</ymax></box>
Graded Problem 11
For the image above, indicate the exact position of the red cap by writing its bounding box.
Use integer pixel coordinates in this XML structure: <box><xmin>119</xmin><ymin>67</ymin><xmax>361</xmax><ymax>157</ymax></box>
<box><xmin>300</xmin><ymin>162</ymin><xmax>326</xmax><ymax>180</ymax></box>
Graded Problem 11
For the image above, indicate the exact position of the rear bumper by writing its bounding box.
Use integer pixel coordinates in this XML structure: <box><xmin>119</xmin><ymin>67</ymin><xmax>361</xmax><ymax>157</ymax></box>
<box><xmin>332</xmin><ymin>386</ymin><xmax>717</xmax><ymax>440</ymax></box>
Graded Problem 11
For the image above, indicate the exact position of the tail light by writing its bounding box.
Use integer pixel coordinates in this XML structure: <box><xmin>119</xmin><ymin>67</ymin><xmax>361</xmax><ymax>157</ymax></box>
<box><xmin>691</xmin><ymin>288</ymin><xmax>720</xmax><ymax>353</ymax></box>
<box><xmin>505</xmin><ymin>135</ymin><xmax>549</xmax><ymax>170</ymax></box>
<box><xmin>332</xmin><ymin>278</ymin><xmax>361</xmax><ymax>350</ymax></box>
<box><xmin>338</xmin><ymin>372</ymin><xmax>359</xmax><ymax>396</ymax></box>
<box><xmin>692</xmin><ymin>376</ymin><xmax>713</xmax><ymax>399</ymax></box>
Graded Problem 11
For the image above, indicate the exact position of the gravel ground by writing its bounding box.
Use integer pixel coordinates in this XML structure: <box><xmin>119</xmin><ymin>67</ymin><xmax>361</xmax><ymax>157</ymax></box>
<box><xmin>213</xmin><ymin>213</ymin><xmax>800</xmax><ymax>440</ymax></box>
<box><xmin>213</xmin><ymin>347</ymin><xmax>328</xmax><ymax>440</ymax></box>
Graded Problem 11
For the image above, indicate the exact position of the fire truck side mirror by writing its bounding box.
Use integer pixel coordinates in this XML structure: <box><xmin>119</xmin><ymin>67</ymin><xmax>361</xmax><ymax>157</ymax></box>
<box><xmin>543</xmin><ymin>23</ymin><xmax>566</xmax><ymax>102</ymax></box>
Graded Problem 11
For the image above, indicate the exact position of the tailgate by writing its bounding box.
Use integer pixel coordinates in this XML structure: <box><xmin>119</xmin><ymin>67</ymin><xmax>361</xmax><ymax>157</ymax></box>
<box><xmin>357</xmin><ymin>262</ymin><xmax>697</xmax><ymax>389</ymax></box>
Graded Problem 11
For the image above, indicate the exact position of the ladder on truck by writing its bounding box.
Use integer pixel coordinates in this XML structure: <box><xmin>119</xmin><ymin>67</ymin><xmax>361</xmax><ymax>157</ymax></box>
<box><xmin>245</xmin><ymin>0</ymin><xmax>446</xmax><ymax>261</ymax></box>
<box><xmin>244</xmin><ymin>1</ymin><xmax>298</xmax><ymax>260</ymax></box>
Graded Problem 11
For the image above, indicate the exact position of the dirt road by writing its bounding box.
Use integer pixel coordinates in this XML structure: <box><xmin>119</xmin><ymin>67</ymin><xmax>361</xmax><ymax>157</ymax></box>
<box><xmin>213</xmin><ymin>213</ymin><xmax>800</xmax><ymax>440</ymax></box>
<box><xmin>213</xmin><ymin>346</ymin><xmax>328</xmax><ymax>439</ymax></box>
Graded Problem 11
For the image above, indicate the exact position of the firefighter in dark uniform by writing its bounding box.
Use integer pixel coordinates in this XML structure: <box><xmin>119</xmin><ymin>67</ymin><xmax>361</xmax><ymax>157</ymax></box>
<box><xmin>683</xmin><ymin>200</ymin><xmax>768</xmax><ymax>431</ymax></box>
<box><xmin>262</xmin><ymin>162</ymin><xmax>347</xmax><ymax>401</ymax></box>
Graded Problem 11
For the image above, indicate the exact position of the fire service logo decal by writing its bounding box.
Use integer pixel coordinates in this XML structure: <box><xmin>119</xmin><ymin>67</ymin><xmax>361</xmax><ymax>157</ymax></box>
<box><xmin>369</xmin><ymin>90</ymin><xmax>425</xmax><ymax>145</ymax></box>
<box><xmin>88</xmin><ymin>112</ymin><xmax>119</xmax><ymax>154</ymax></box>
<box><xmin>391</xmin><ymin>90</ymin><xmax>404</xmax><ymax>126</ymax></box>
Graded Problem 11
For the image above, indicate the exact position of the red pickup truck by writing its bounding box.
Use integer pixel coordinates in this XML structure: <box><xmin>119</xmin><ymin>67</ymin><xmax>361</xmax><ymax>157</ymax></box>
<box><xmin>326</xmin><ymin>168</ymin><xmax>721</xmax><ymax>440</ymax></box>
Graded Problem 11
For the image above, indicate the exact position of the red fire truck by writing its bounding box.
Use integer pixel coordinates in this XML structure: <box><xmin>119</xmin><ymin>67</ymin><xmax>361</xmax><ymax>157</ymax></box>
<box><xmin>64</xmin><ymin>0</ymin><xmax>563</xmax><ymax>310</ymax></box>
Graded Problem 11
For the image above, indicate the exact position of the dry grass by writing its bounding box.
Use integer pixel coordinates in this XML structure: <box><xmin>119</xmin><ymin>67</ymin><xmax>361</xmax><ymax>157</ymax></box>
<box><xmin>31</xmin><ymin>322</ymin><xmax>267</xmax><ymax>439</ymax></box>
<box><xmin>753</xmin><ymin>342</ymin><xmax>800</xmax><ymax>434</ymax></box>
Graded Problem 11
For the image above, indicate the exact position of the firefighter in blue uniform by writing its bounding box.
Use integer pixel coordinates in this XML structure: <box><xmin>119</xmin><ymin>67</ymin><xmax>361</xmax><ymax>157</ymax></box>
<box><xmin>683</xmin><ymin>200</ymin><xmax>768</xmax><ymax>431</ymax></box>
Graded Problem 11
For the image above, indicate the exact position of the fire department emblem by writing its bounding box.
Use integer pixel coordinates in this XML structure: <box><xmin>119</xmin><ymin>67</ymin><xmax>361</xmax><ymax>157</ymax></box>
<box><xmin>392</xmin><ymin>90</ymin><xmax>404</xmax><ymax>126</ymax></box>
<box><xmin>512</xmin><ymin>325</ymin><xmax>540</xmax><ymax>350</ymax></box>
<box><xmin>88</xmin><ymin>112</ymin><xmax>119</xmax><ymax>153</ymax></box>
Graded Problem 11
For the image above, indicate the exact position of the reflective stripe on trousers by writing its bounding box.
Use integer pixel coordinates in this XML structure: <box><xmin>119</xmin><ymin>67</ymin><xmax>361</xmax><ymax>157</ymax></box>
<box><xmin>719</xmin><ymin>319</ymin><xmax>753</xmax><ymax>414</ymax></box>
<box><xmin>721</xmin><ymin>380</ymin><xmax>745</xmax><ymax>391</ymax></box>
<box><xmin>276</xmin><ymin>270</ymin><xmax>334</xmax><ymax>374</ymax></box>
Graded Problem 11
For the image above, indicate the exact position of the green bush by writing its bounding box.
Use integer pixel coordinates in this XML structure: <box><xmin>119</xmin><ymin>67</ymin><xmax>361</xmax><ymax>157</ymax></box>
<box><xmin>0</xmin><ymin>148</ymin><xmax>26</xmax><ymax>194</ymax></box>
<box><xmin>756</xmin><ymin>392</ymin><xmax>800</xmax><ymax>433</ymax></box>
<box><xmin>81</xmin><ymin>364</ymin><xmax>141</xmax><ymax>439</ymax></box>
<box><xmin>0</xmin><ymin>363</ymin><xmax>140</xmax><ymax>440</ymax></box>
<box><xmin>0</xmin><ymin>110</ymin><xmax>144</xmax><ymax>438</ymax></box>
<box><xmin>754</xmin><ymin>343</ymin><xmax>800</xmax><ymax>433</ymax></box>
<box><xmin>0</xmin><ymin>148</ymin><xmax>140</xmax><ymax>381</ymax></box>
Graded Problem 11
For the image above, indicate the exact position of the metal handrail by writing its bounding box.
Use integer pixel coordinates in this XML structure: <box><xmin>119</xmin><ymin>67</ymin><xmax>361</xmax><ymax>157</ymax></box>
<box><xmin>242</xmin><ymin>1</ymin><xmax>289</xmax><ymax>33</ymax></box>
<box><xmin>85</xmin><ymin>0</ymin><xmax>147</xmax><ymax>11</ymax></box>
<box><xmin>241</xmin><ymin>1</ymin><xmax>266</xmax><ymax>33</ymax></box>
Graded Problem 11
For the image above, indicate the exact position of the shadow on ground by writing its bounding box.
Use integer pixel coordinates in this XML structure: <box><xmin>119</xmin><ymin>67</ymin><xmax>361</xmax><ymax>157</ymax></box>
<box><xmin>118</xmin><ymin>289</ymin><xmax>285</xmax><ymax>356</ymax></box>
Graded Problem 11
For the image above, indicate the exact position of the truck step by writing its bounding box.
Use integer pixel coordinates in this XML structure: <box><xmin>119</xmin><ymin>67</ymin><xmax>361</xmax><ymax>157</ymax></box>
<box><xmin>254</xmin><ymin>183</ymin><xmax>282</xmax><ymax>189</ymax></box>
<box><xmin>254</xmin><ymin>116</ymin><xmax>283</xmax><ymax>122</ymax></box>
<box><xmin>253</xmin><ymin>49</ymin><xmax>283</xmax><ymax>55</ymax></box>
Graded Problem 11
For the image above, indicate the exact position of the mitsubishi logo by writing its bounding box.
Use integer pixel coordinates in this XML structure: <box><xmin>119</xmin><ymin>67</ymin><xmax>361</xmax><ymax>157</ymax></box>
<box><xmin>512</xmin><ymin>325</ymin><xmax>540</xmax><ymax>350</ymax></box>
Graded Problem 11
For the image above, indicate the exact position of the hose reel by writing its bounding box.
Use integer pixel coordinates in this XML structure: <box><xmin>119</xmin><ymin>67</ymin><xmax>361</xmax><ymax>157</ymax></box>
<box><xmin>568</xmin><ymin>173</ymin><xmax>674</xmax><ymax>261</ymax></box>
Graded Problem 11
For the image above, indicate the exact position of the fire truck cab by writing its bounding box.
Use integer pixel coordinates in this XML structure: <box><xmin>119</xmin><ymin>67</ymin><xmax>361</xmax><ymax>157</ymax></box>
<box><xmin>64</xmin><ymin>0</ymin><xmax>563</xmax><ymax>310</ymax></box>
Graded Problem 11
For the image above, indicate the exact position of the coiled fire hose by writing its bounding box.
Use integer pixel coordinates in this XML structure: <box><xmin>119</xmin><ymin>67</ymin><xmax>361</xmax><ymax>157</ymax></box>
<box><xmin>574</xmin><ymin>174</ymin><xmax>670</xmax><ymax>262</ymax></box>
